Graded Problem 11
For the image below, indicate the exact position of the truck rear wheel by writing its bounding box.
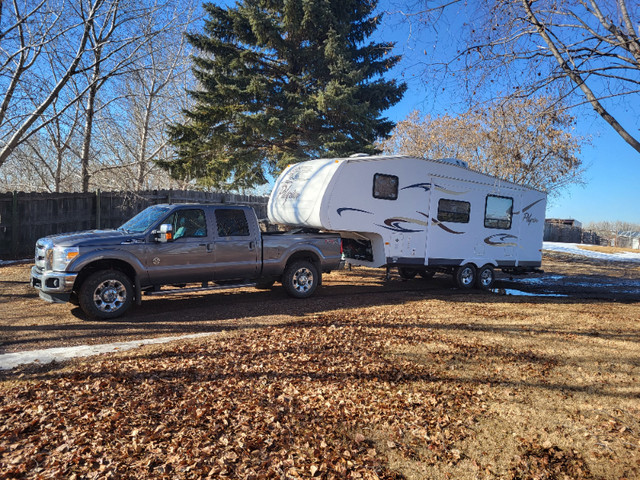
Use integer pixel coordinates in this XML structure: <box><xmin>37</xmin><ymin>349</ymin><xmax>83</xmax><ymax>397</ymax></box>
<box><xmin>283</xmin><ymin>260</ymin><xmax>319</xmax><ymax>298</ymax></box>
<box><xmin>79</xmin><ymin>270</ymin><xmax>133</xmax><ymax>319</ymax></box>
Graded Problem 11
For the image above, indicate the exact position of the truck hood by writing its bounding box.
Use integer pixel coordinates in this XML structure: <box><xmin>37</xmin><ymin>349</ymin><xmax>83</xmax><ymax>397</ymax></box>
<box><xmin>44</xmin><ymin>229</ymin><xmax>145</xmax><ymax>248</ymax></box>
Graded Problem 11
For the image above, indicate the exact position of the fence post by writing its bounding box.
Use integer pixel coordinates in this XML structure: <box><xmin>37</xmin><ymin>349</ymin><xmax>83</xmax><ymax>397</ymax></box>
<box><xmin>11</xmin><ymin>191</ymin><xmax>18</xmax><ymax>259</ymax></box>
<box><xmin>95</xmin><ymin>189</ymin><xmax>101</xmax><ymax>229</ymax></box>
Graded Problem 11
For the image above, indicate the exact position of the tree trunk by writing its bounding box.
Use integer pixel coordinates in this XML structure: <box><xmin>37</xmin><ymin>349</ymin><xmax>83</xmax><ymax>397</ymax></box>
<box><xmin>80</xmin><ymin>82</ymin><xmax>98</xmax><ymax>193</ymax></box>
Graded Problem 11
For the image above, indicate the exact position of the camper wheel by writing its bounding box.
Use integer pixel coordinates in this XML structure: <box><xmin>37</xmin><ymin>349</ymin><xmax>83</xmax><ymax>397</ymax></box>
<box><xmin>476</xmin><ymin>265</ymin><xmax>495</xmax><ymax>290</ymax></box>
<box><xmin>455</xmin><ymin>264</ymin><xmax>476</xmax><ymax>289</ymax></box>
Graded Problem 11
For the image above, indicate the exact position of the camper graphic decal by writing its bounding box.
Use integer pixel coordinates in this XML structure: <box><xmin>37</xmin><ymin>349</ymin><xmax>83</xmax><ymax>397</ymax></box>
<box><xmin>402</xmin><ymin>183</ymin><xmax>468</xmax><ymax>195</ymax></box>
<box><xmin>337</xmin><ymin>207</ymin><xmax>373</xmax><ymax>217</ymax></box>
<box><xmin>484</xmin><ymin>233</ymin><xmax>518</xmax><ymax>247</ymax></box>
<box><xmin>513</xmin><ymin>199</ymin><xmax>543</xmax><ymax>226</ymax></box>
<box><xmin>402</xmin><ymin>182</ymin><xmax>432</xmax><ymax>192</ymax></box>
<box><xmin>513</xmin><ymin>198</ymin><xmax>544</xmax><ymax>215</ymax></box>
<box><xmin>376</xmin><ymin>217</ymin><xmax>426</xmax><ymax>233</ymax></box>
<box><xmin>418</xmin><ymin>211</ymin><xmax>465</xmax><ymax>235</ymax></box>
<box><xmin>431</xmin><ymin>219</ymin><xmax>465</xmax><ymax>235</ymax></box>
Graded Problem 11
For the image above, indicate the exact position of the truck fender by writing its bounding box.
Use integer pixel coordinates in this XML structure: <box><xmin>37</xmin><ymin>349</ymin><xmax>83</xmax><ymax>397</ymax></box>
<box><xmin>282</xmin><ymin>244</ymin><xmax>326</xmax><ymax>266</ymax></box>
<box><xmin>70</xmin><ymin>249</ymin><xmax>147</xmax><ymax>279</ymax></box>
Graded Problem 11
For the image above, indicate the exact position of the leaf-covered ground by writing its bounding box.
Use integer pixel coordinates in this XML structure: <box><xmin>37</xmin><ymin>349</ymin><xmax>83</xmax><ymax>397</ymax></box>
<box><xmin>2</xmin><ymin>296</ymin><xmax>639</xmax><ymax>479</ymax></box>
<box><xmin>1</xmin><ymin>253</ymin><xmax>639</xmax><ymax>478</ymax></box>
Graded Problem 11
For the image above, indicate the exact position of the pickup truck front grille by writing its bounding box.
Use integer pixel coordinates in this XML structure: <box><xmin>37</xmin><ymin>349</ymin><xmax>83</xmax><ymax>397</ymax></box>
<box><xmin>35</xmin><ymin>239</ymin><xmax>53</xmax><ymax>270</ymax></box>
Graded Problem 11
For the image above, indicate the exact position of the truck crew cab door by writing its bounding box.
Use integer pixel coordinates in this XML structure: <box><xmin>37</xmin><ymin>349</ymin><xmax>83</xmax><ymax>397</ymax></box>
<box><xmin>212</xmin><ymin>207</ymin><xmax>260</xmax><ymax>282</ymax></box>
<box><xmin>146</xmin><ymin>207</ymin><xmax>216</xmax><ymax>284</ymax></box>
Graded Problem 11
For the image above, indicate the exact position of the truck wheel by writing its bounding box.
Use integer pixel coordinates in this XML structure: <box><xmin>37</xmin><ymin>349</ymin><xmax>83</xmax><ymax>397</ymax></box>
<box><xmin>283</xmin><ymin>260</ymin><xmax>319</xmax><ymax>298</ymax></box>
<box><xmin>79</xmin><ymin>270</ymin><xmax>133</xmax><ymax>319</ymax></box>
<box><xmin>398</xmin><ymin>267</ymin><xmax>418</xmax><ymax>280</ymax></box>
<box><xmin>476</xmin><ymin>265</ymin><xmax>495</xmax><ymax>290</ymax></box>
<box><xmin>455</xmin><ymin>264</ymin><xmax>476</xmax><ymax>290</ymax></box>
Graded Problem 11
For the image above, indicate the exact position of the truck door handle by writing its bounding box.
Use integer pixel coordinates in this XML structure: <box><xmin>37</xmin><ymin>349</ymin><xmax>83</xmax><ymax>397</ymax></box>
<box><xmin>249</xmin><ymin>241</ymin><xmax>255</xmax><ymax>250</ymax></box>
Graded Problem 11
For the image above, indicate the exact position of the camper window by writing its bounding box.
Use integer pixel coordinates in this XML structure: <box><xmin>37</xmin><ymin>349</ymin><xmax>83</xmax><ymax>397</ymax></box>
<box><xmin>484</xmin><ymin>195</ymin><xmax>513</xmax><ymax>229</ymax></box>
<box><xmin>373</xmin><ymin>174</ymin><xmax>398</xmax><ymax>200</ymax></box>
<box><xmin>438</xmin><ymin>199</ymin><xmax>470</xmax><ymax>223</ymax></box>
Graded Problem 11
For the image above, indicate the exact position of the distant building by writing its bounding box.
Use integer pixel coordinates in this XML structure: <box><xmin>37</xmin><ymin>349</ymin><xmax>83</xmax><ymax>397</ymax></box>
<box><xmin>616</xmin><ymin>232</ymin><xmax>640</xmax><ymax>250</ymax></box>
<box><xmin>545</xmin><ymin>218</ymin><xmax>582</xmax><ymax>228</ymax></box>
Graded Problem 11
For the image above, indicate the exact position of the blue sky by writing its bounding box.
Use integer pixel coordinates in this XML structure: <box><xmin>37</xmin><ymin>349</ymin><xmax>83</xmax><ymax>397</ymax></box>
<box><xmin>371</xmin><ymin>2</ymin><xmax>640</xmax><ymax>225</ymax></box>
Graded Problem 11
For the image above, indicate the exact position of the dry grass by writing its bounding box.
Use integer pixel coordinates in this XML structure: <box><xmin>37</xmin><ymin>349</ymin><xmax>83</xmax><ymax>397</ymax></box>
<box><xmin>1</xmin><ymin>255</ymin><xmax>639</xmax><ymax>479</ymax></box>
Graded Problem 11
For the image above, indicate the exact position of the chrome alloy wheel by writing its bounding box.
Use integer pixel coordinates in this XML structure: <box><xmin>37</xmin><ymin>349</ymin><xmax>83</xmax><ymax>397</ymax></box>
<box><xmin>93</xmin><ymin>279</ymin><xmax>127</xmax><ymax>313</ymax></box>
<box><xmin>478</xmin><ymin>267</ymin><xmax>494</xmax><ymax>288</ymax></box>
<box><xmin>292</xmin><ymin>267</ymin><xmax>314</xmax><ymax>294</ymax></box>
<box><xmin>458</xmin><ymin>266</ymin><xmax>475</xmax><ymax>287</ymax></box>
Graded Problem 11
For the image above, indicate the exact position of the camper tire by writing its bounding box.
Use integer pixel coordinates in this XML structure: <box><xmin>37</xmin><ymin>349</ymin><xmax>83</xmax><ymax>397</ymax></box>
<box><xmin>455</xmin><ymin>264</ymin><xmax>476</xmax><ymax>290</ymax></box>
<box><xmin>398</xmin><ymin>267</ymin><xmax>418</xmax><ymax>280</ymax></box>
<box><xmin>476</xmin><ymin>265</ymin><xmax>495</xmax><ymax>290</ymax></box>
<box><xmin>283</xmin><ymin>260</ymin><xmax>319</xmax><ymax>299</ymax></box>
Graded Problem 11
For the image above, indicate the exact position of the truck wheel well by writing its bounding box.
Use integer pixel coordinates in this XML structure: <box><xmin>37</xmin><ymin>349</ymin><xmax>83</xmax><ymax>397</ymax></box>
<box><xmin>74</xmin><ymin>260</ymin><xmax>136</xmax><ymax>291</ymax></box>
<box><xmin>285</xmin><ymin>251</ymin><xmax>320</xmax><ymax>269</ymax></box>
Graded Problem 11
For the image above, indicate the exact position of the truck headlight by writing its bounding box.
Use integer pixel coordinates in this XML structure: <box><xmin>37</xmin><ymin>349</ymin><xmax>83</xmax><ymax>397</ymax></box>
<box><xmin>52</xmin><ymin>246</ymin><xmax>79</xmax><ymax>271</ymax></box>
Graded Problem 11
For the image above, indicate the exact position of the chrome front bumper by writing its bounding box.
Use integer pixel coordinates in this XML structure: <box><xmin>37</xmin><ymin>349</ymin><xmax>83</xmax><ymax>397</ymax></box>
<box><xmin>31</xmin><ymin>266</ymin><xmax>77</xmax><ymax>295</ymax></box>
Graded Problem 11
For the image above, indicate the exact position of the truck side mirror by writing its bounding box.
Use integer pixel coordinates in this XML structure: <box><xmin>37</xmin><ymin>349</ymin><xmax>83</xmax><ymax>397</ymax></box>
<box><xmin>155</xmin><ymin>224</ymin><xmax>173</xmax><ymax>243</ymax></box>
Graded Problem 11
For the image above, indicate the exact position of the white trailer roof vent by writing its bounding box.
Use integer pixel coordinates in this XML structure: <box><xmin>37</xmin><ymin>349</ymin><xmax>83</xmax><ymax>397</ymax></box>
<box><xmin>439</xmin><ymin>158</ymin><xmax>468</xmax><ymax>168</ymax></box>
<box><xmin>349</xmin><ymin>153</ymin><xmax>370</xmax><ymax>158</ymax></box>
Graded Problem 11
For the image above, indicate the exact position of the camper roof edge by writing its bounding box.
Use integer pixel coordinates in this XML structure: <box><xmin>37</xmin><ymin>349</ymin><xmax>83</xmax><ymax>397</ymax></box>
<box><xmin>336</xmin><ymin>154</ymin><xmax>545</xmax><ymax>194</ymax></box>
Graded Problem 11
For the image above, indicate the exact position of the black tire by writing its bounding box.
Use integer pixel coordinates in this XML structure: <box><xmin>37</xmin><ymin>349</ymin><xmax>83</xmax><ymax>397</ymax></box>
<box><xmin>79</xmin><ymin>270</ymin><xmax>134</xmax><ymax>319</ymax></box>
<box><xmin>398</xmin><ymin>267</ymin><xmax>418</xmax><ymax>280</ymax></box>
<box><xmin>455</xmin><ymin>263</ymin><xmax>476</xmax><ymax>290</ymax></box>
<box><xmin>282</xmin><ymin>260</ymin><xmax>319</xmax><ymax>298</ymax></box>
<box><xmin>476</xmin><ymin>264</ymin><xmax>495</xmax><ymax>290</ymax></box>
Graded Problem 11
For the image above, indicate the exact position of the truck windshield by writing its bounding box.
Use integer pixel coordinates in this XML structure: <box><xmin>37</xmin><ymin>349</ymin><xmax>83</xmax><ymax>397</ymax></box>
<box><xmin>118</xmin><ymin>205</ymin><xmax>172</xmax><ymax>233</ymax></box>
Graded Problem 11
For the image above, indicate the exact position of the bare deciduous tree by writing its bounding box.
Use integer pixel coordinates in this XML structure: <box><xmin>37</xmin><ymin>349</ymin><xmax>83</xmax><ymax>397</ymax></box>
<box><xmin>402</xmin><ymin>0</ymin><xmax>640</xmax><ymax>154</ymax></box>
<box><xmin>0</xmin><ymin>0</ymin><xmax>108</xmax><ymax>168</ymax></box>
<box><xmin>379</xmin><ymin>97</ymin><xmax>586</xmax><ymax>196</ymax></box>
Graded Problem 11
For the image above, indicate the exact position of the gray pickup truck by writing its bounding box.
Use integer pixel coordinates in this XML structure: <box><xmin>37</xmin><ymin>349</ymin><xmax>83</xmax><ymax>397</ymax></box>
<box><xmin>31</xmin><ymin>204</ymin><xmax>342</xmax><ymax>319</ymax></box>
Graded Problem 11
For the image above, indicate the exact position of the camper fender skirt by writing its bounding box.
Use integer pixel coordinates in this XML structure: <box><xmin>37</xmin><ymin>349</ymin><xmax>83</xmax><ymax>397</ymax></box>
<box><xmin>428</xmin><ymin>258</ymin><xmax>499</xmax><ymax>268</ymax></box>
<box><xmin>385</xmin><ymin>257</ymin><xmax>425</xmax><ymax>266</ymax></box>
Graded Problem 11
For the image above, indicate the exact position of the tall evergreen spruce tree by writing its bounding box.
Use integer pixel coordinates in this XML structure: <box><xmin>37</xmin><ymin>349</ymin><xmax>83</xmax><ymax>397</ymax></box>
<box><xmin>167</xmin><ymin>0</ymin><xmax>406</xmax><ymax>189</ymax></box>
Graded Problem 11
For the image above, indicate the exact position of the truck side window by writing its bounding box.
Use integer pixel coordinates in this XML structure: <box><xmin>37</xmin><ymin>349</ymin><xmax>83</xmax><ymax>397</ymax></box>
<box><xmin>168</xmin><ymin>209</ymin><xmax>208</xmax><ymax>240</ymax></box>
<box><xmin>484</xmin><ymin>195</ymin><xmax>513</xmax><ymax>229</ymax></box>
<box><xmin>215</xmin><ymin>209</ymin><xmax>250</xmax><ymax>237</ymax></box>
<box><xmin>438</xmin><ymin>199</ymin><xmax>470</xmax><ymax>223</ymax></box>
<box><xmin>373</xmin><ymin>173</ymin><xmax>398</xmax><ymax>200</ymax></box>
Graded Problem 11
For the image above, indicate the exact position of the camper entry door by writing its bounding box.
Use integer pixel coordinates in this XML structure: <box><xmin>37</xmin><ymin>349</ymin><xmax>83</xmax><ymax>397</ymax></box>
<box><xmin>425</xmin><ymin>178</ymin><xmax>478</xmax><ymax>264</ymax></box>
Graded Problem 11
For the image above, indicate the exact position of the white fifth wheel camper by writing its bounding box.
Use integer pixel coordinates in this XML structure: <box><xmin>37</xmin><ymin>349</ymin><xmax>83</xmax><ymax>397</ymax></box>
<box><xmin>268</xmin><ymin>155</ymin><xmax>546</xmax><ymax>290</ymax></box>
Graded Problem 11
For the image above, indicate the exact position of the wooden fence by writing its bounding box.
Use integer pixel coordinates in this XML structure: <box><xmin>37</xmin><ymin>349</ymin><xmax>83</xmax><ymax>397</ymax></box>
<box><xmin>0</xmin><ymin>190</ymin><xmax>269</xmax><ymax>260</ymax></box>
<box><xmin>543</xmin><ymin>223</ymin><xmax>603</xmax><ymax>245</ymax></box>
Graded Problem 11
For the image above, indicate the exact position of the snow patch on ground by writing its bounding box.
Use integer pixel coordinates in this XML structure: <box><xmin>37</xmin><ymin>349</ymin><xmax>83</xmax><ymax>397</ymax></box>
<box><xmin>0</xmin><ymin>259</ymin><xmax>30</xmax><ymax>266</ymax></box>
<box><xmin>0</xmin><ymin>332</ymin><xmax>216</xmax><ymax>371</ymax></box>
<box><xmin>543</xmin><ymin>242</ymin><xmax>640</xmax><ymax>263</ymax></box>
